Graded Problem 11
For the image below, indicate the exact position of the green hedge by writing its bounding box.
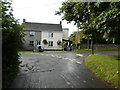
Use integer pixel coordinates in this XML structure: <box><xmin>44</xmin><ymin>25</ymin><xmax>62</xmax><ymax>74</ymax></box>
<box><xmin>2</xmin><ymin>1</ymin><xmax>24</xmax><ymax>88</ymax></box>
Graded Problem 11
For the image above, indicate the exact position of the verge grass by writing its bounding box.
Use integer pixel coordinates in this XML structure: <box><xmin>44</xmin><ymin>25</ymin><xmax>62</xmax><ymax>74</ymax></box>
<box><xmin>44</xmin><ymin>51</ymin><xmax>67</xmax><ymax>53</ymax></box>
<box><xmin>73</xmin><ymin>48</ymin><xmax>119</xmax><ymax>52</ymax></box>
<box><xmin>84</xmin><ymin>55</ymin><xmax>119</xmax><ymax>88</ymax></box>
<box><xmin>18</xmin><ymin>51</ymin><xmax>33</xmax><ymax>53</ymax></box>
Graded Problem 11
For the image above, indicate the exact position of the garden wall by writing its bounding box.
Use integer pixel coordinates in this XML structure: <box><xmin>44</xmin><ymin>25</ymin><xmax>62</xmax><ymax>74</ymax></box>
<box><xmin>80</xmin><ymin>44</ymin><xmax>120</xmax><ymax>49</ymax></box>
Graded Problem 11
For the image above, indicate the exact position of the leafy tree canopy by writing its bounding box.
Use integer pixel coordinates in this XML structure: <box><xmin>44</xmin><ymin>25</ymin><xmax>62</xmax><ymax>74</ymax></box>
<box><xmin>55</xmin><ymin>2</ymin><xmax>120</xmax><ymax>43</ymax></box>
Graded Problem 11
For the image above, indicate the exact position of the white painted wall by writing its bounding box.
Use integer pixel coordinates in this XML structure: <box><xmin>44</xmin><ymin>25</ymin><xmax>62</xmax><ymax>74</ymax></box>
<box><xmin>41</xmin><ymin>31</ymin><xmax>62</xmax><ymax>50</ymax></box>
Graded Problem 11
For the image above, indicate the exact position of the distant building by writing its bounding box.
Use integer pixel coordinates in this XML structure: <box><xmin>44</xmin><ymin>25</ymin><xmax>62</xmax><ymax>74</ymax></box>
<box><xmin>22</xmin><ymin>19</ymin><xmax>69</xmax><ymax>50</ymax></box>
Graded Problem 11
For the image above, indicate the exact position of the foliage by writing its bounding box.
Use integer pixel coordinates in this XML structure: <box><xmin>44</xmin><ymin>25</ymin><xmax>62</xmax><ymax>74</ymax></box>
<box><xmin>55</xmin><ymin>2</ymin><xmax>120</xmax><ymax>44</ymax></box>
<box><xmin>42</xmin><ymin>39</ymin><xmax>48</xmax><ymax>45</ymax></box>
<box><xmin>62</xmin><ymin>41</ymin><xmax>67</xmax><ymax>48</ymax></box>
<box><xmin>57</xmin><ymin>40</ymin><xmax>62</xmax><ymax>46</ymax></box>
<box><xmin>68</xmin><ymin>32</ymin><xmax>76</xmax><ymax>44</ymax></box>
<box><xmin>1</xmin><ymin>0</ymin><xmax>24</xmax><ymax>88</ymax></box>
<box><xmin>85</xmin><ymin>55</ymin><xmax>119</xmax><ymax>88</ymax></box>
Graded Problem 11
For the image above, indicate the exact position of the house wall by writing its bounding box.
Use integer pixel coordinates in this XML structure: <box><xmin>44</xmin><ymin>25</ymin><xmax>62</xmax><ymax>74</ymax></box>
<box><xmin>62</xmin><ymin>28</ymin><xmax>69</xmax><ymax>40</ymax></box>
<box><xmin>41</xmin><ymin>31</ymin><xmax>62</xmax><ymax>50</ymax></box>
<box><xmin>23</xmin><ymin>31</ymin><xmax>41</xmax><ymax>50</ymax></box>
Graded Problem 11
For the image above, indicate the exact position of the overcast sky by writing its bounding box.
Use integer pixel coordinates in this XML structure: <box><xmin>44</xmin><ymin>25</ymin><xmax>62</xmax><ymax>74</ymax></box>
<box><xmin>12</xmin><ymin>0</ymin><xmax>78</xmax><ymax>36</ymax></box>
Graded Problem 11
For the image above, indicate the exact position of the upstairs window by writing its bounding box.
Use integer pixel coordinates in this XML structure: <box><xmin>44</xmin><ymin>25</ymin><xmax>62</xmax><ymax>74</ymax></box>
<box><xmin>29</xmin><ymin>41</ymin><xmax>34</xmax><ymax>46</ymax></box>
<box><xmin>30</xmin><ymin>31</ymin><xmax>35</xmax><ymax>37</ymax></box>
<box><xmin>48</xmin><ymin>41</ymin><xmax>53</xmax><ymax>47</ymax></box>
<box><xmin>48</xmin><ymin>32</ymin><xmax>53</xmax><ymax>38</ymax></box>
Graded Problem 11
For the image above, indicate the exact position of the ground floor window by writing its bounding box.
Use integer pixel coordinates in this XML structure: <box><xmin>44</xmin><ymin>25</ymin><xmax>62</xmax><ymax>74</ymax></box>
<box><xmin>29</xmin><ymin>41</ymin><xmax>34</xmax><ymax>46</ymax></box>
<box><xmin>36</xmin><ymin>40</ymin><xmax>41</xmax><ymax>45</ymax></box>
<box><xmin>48</xmin><ymin>41</ymin><xmax>53</xmax><ymax>47</ymax></box>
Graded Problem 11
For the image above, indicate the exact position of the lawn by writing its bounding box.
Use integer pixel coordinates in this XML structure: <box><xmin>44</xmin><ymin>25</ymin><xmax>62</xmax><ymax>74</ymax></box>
<box><xmin>84</xmin><ymin>55</ymin><xmax>119</xmax><ymax>88</ymax></box>
<box><xmin>44</xmin><ymin>51</ymin><xmax>67</xmax><ymax>53</ymax></box>
<box><xmin>18</xmin><ymin>51</ymin><xmax>33</xmax><ymax>53</ymax></box>
<box><xmin>73</xmin><ymin>48</ymin><xmax>119</xmax><ymax>52</ymax></box>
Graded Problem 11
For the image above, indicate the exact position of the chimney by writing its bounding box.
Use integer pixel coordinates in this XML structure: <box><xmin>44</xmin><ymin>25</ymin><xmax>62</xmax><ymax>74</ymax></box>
<box><xmin>23</xmin><ymin>19</ymin><xmax>26</xmax><ymax>23</ymax></box>
<box><xmin>60</xmin><ymin>21</ymin><xmax>62</xmax><ymax>25</ymax></box>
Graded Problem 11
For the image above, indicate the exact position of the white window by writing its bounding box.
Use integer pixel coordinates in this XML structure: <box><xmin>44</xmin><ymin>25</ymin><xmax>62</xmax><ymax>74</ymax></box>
<box><xmin>29</xmin><ymin>41</ymin><xmax>34</xmax><ymax>46</ymax></box>
<box><xmin>48</xmin><ymin>32</ymin><xmax>53</xmax><ymax>38</ymax></box>
<box><xmin>48</xmin><ymin>41</ymin><xmax>53</xmax><ymax>47</ymax></box>
<box><xmin>30</xmin><ymin>31</ymin><xmax>35</xmax><ymax>37</ymax></box>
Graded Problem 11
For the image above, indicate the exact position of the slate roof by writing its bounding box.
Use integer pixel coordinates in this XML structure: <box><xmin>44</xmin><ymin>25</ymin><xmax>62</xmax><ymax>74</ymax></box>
<box><xmin>23</xmin><ymin>22</ymin><xmax>62</xmax><ymax>31</ymax></box>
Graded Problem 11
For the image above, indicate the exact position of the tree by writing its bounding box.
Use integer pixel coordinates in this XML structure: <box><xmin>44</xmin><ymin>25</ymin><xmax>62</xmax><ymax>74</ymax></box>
<box><xmin>1</xmin><ymin>0</ymin><xmax>24</xmax><ymax>88</ymax></box>
<box><xmin>55</xmin><ymin>1</ymin><xmax>120</xmax><ymax>54</ymax></box>
<box><xmin>68</xmin><ymin>32</ymin><xmax>76</xmax><ymax>44</ymax></box>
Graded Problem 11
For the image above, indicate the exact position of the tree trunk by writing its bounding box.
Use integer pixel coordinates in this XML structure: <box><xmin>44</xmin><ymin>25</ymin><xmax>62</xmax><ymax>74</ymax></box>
<box><xmin>87</xmin><ymin>39</ymin><xmax>90</xmax><ymax>49</ymax></box>
<box><xmin>91</xmin><ymin>38</ymin><xmax>94</xmax><ymax>54</ymax></box>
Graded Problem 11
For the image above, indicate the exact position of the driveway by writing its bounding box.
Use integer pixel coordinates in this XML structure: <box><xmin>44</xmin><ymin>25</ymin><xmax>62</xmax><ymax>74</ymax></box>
<box><xmin>11</xmin><ymin>51</ymin><xmax>118</xmax><ymax>88</ymax></box>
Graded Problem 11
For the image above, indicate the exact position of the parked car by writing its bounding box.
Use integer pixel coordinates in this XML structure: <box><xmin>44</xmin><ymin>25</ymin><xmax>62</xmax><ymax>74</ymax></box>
<box><xmin>65</xmin><ymin>46</ymin><xmax>72</xmax><ymax>51</ymax></box>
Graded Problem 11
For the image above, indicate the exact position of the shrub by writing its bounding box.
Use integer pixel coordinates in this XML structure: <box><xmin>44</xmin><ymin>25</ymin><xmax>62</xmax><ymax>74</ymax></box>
<box><xmin>57</xmin><ymin>40</ymin><xmax>62</xmax><ymax>46</ymax></box>
<box><xmin>42</xmin><ymin>39</ymin><xmax>48</xmax><ymax>45</ymax></box>
<box><xmin>2</xmin><ymin>1</ymin><xmax>24</xmax><ymax>88</ymax></box>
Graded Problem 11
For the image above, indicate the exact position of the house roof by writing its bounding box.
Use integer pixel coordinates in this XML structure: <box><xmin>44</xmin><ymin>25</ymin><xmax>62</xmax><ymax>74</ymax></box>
<box><xmin>23</xmin><ymin>22</ymin><xmax>62</xmax><ymax>31</ymax></box>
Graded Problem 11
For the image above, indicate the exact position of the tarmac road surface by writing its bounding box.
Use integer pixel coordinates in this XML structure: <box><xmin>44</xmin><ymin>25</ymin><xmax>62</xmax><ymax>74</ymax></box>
<box><xmin>11</xmin><ymin>51</ymin><xmax>118</xmax><ymax>88</ymax></box>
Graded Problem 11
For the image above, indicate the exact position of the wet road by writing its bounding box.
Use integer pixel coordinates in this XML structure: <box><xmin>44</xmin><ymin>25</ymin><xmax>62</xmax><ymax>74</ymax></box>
<box><xmin>11</xmin><ymin>51</ymin><xmax>118</xmax><ymax>88</ymax></box>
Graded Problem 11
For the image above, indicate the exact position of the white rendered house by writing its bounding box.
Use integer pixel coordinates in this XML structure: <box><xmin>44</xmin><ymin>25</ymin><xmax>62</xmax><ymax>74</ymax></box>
<box><xmin>22</xmin><ymin>19</ymin><xmax>69</xmax><ymax>50</ymax></box>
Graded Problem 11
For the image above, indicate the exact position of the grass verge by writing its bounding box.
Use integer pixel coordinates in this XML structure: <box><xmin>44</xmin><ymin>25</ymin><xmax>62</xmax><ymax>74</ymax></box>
<box><xmin>73</xmin><ymin>48</ymin><xmax>119</xmax><ymax>52</ymax></box>
<box><xmin>44</xmin><ymin>51</ymin><xmax>67</xmax><ymax>53</ymax></box>
<box><xmin>84</xmin><ymin>55</ymin><xmax>119</xmax><ymax>88</ymax></box>
<box><xmin>18</xmin><ymin>51</ymin><xmax>33</xmax><ymax>53</ymax></box>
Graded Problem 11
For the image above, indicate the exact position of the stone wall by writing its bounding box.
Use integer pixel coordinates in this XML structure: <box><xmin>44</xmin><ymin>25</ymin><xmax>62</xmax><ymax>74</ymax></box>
<box><xmin>80</xmin><ymin>44</ymin><xmax>119</xmax><ymax>49</ymax></box>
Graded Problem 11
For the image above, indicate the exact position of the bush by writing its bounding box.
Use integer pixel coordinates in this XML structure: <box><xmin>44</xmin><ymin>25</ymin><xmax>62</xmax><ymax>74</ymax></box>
<box><xmin>57</xmin><ymin>40</ymin><xmax>62</xmax><ymax>46</ymax></box>
<box><xmin>42</xmin><ymin>39</ymin><xmax>48</xmax><ymax>45</ymax></box>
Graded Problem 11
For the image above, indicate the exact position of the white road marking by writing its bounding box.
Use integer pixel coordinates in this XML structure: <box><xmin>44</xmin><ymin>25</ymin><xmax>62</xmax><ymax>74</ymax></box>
<box><xmin>58</xmin><ymin>56</ymin><xmax>62</xmax><ymax>58</ymax></box>
<box><xmin>69</xmin><ymin>59</ymin><xmax>74</xmax><ymax>62</ymax></box>
<box><xmin>63</xmin><ymin>58</ymin><xmax>69</xmax><ymax>60</ymax></box>
<box><xmin>76</xmin><ymin>54</ymin><xmax>83</xmax><ymax>57</ymax></box>
<box><xmin>76</xmin><ymin>61</ymin><xmax>82</xmax><ymax>64</ymax></box>
<box><xmin>51</xmin><ymin>55</ymin><xmax>55</xmax><ymax>57</ymax></box>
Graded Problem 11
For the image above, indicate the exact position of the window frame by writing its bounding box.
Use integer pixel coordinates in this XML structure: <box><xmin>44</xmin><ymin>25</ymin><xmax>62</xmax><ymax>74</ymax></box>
<box><xmin>30</xmin><ymin>31</ymin><xmax>35</xmax><ymax>37</ymax></box>
<box><xmin>48</xmin><ymin>32</ymin><xmax>54</xmax><ymax>38</ymax></box>
<box><xmin>29</xmin><ymin>41</ymin><xmax>34</xmax><ymax>46</ymax></box>
<box><xmin>48</xmin><ymin>41</ymin><xmax>53</xmax><ymax>47</ymax></box>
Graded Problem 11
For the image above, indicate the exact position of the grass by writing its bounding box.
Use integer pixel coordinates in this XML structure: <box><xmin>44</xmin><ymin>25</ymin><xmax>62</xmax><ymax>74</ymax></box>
<box><xmin>84</xmin><ymin>55</ymin><xmax>119</xmax><ymax>88</ymax></box>
<box><xmin>95</xmin><ymin>48</ymin><xmax>120</xmax><ymax>51</ymax></box>
<box><xmin>44</xmin><ymin>51</ymin><xmax>68</xmax><ymax>53</ymax></box>
<box><xmin>72</xmin><ymin>49</ymin><xmax>92</xmax><ymax>52</ymax></box>
<box><xmin>73</xmin><ymin>48</ymin><xmax>119</xmax><ymax>52</ymax></box>
<box><xmin>18</xmin><ymin>51</ymin><xmax>33</xmax><ymax>53</ymax></box>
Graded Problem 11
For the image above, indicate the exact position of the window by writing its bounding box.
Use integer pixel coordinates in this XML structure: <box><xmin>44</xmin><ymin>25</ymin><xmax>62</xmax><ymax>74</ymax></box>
<box><xmin>36</xmin><ymin>40</ymin><xmax>40</xmax><ymax>45</ymax></box>
<box><xmin>48</xmin><ymin>32</ymin><xmax>53</xmax><ymax>38</ymax></box>
<box><xmin>30</xmin><ymin>31</ymin><xmax>35</xmax><ymax>37</ymax></box>
<box><xmin>48</xmin><ymin>41</ymin><xmax>53</xmax><ymax>47</ymax></box>
<box><xmin>29</xmin><ymin>41</ymin><xmax>34</xmax><ymax>46</ymax></box>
